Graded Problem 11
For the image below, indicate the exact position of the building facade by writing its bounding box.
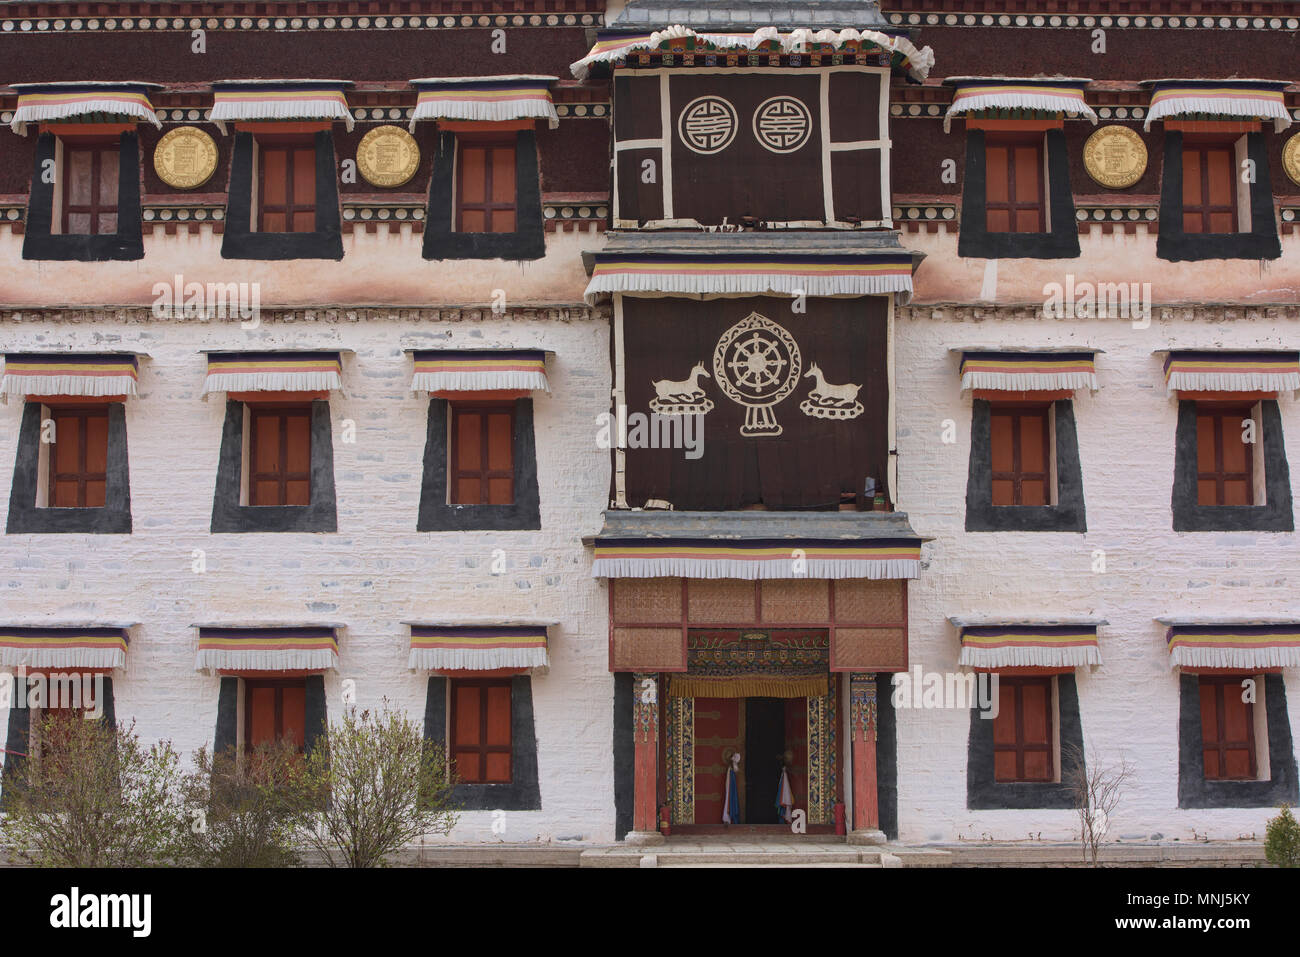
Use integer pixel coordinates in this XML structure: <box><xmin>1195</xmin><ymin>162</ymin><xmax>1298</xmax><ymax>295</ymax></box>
<box><xmin>0</xmin><ymin>0</ymin><xmax>1298</xmax><ymax>850</ymax></box>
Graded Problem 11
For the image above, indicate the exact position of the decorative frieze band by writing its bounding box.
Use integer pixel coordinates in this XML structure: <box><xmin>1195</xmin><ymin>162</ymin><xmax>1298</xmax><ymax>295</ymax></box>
<box><xmin>0</xmin><ymin>305</ymin><xmax>607</xmax><ymax>325</ymax></box>
<box><xmin>887</xmin><ymin>9</ymin><xmax>1300</xmax><ymax>31</ymax></box>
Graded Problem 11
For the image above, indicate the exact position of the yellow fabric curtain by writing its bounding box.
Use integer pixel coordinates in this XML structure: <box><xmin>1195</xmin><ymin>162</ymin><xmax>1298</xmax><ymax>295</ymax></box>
<box><xmin>668</xmin><ymin>675</ymin><xmax>828</xmax><ymax>699</ymax></box>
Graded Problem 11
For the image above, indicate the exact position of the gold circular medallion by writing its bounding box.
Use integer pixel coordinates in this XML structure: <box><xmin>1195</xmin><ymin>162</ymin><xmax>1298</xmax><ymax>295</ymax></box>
<box><xmin>1283</xmin><ymin>132</ymin><xmax>1300</xmax><ymax>187</ymax></box>
<box><xmin>1082</xmin><ymin>124</ymin><xmax>1148</xmax><ymax>189</ymax></box>
<box><xmin>153</xmin><ymin>125</ymin><xmax>219</xmax><ymax>190</ymax></box>
<box><xmin>357</xmin><ymin>125</ymin><xmax>421</xmax><ymax>188</ymax></box>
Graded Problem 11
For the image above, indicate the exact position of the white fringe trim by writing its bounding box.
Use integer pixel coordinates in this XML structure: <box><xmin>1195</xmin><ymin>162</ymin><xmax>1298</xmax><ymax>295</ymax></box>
<box><xmin>1166</xmin><ymin>371</ymin><xmax>1300</xmax><ymax>394</ymax></box>
<box><xmin>584</xmin><ymin>269</ymin><xmax>913</xmax><ymax>305</ymax></box>
<box><xmin>0</xmin><ymin>374</ymin><xmax>138</xmax><ymax>400</ymax></box>
<box><xmin>409</xmin><ymin>98</ymin><xmax>559</xmax><ymax>131</ymax></box>
<box><xmin>201</xmin><ymin>370</ymin><xmax>343</xmax><ymax>395</ymax></box>
<box><xmin>958</xmin><ymin>644</ymin><xmax>1101</xmax><ymax>669</ymax></box>
<box><xmin>0</xmin><ymin>647</ymin><xmax>126</xmax><ymax>669</ymax></box>
<box><xmin>407</xmin><ymin>647</ymin><xmax>549</xmax><ymax>671</ymax></box>
<box><xmin>209</xmin><ymin>99</ymin><xmax>355</xmax><ymax>135</ymax></box>
<box><xmin>571</xmin><ymin>26</ymin><xmax>935</xmax><ymax>82</ymax></box>
<box><xmin>591</xmin><ymin>557</ymin><xmax>920</xmax><ymax>580</ymax></box>
<box><xmin>194</xmin><ymin>647</ymin><xmax>338</xmax><ymax>674</ymax></box>
<box><xmin>410</xmin><ymin>370</ymin><xmax>550</xmax><ymax>393</ymax></box>
<box><xmin>944</xmin><ymin>92</ymin><xmax>1097</xmax><ymax>132</ymax></box>
<box><xmin>1144</xmin><ymin>94</ymin><xmax>1292</xmax><ymax>132</ymax></box>
<box><xmin>10</xmin><ymin>99</ymin><xmax>162</xmax><ymax>136</ymax></box>
<box><xmin>960</xmin><ymin>370</ymin><xmax>1098</xmax><ymax>392</ymax></box>
<box><xmin>1169</xmin><ymin>645</ymin><xmax>1300</xmax><ymax>670</ymax></box>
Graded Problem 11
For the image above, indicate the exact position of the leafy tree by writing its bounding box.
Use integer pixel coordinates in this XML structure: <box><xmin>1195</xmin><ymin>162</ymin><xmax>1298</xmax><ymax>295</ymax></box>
<box><xmin>1264</xmin><ymin>804</ymin><xmax>1300</xmax><ymax>868</ymax></box>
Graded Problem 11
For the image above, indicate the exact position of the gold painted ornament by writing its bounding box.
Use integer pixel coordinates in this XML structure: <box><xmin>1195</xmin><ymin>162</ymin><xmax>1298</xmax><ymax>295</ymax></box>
<box><xmin>153</xmin><ymin>126</ymin><xmax>219</xmax><ymax>189</ymax></box>
<box><xmin>356</xmin><ymin>125</ymin><xmax>421</xmax><ymax>188</ymax></box>
<box><xmin>1082</xmin><ymin>124</ymin><xmax>1147</xmax><ymax>189</ymax></box>
<box><xmin>1283</xmin><ymin>132</ymin><xmax>1300</xmax><ymax>187</ymax></box>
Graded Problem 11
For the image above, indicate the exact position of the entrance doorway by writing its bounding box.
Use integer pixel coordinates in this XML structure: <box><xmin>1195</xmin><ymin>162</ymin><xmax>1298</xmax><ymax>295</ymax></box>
<box><xmin>690</xmin><ymin>696</ymin><xmax>809</xmax><ymax>826</ymax></box>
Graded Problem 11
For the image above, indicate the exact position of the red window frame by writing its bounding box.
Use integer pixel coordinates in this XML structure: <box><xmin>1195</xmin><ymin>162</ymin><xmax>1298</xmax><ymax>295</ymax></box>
<box><xmin>1195</xmin><ymin>402</ymin><xmax>1255</xmax><ymax>506</ymax></box>
<box><xmin>449</xmin><ymin>401</ymin><xmax>515</xmax><ymax>505</ymax></box>
<box><xmin>449</xmin><ymin>679</ymin><xmax>513</xmax><ymax>784</ymax></box>
<box><xmin>47</xmin><ymin>405</ymin><xmax>109</xmax><ymax>508</ymax></box>
<box><xmin>243</xmin><ymin>678</ymin><xmax>308</xmax><ymax>753</ymax></box>
<box><xmin>256</xmin><ymin>137</ymin><xmax>317</xmax><ymax>233</ymax></box>
<box><xmin>248</xmin><ymin>404</ymin><xmax>312</xmax><ymax>507</ymax></box>
<box><xmin>984</xmin><ymin>133</ymin><xmax>1046</xmax><ymax>234</ymax></box>
<box><xmin>992</xmin><ymin>676</ymin><xmax>1054</xmax><ymax>783</ymax></box>
<box><xmin>989</xmin><ymin>403</ymin><xmax>1052</xmax><ymax>506</ymax></box>
<box><xmin>60</xmin><ymin>138</ymin><xmax>120</xmax><ymax>236</ymax></box>
<box><xmin>455</xmin><ymin>135</ymin><xmax>518</xmax><ymax>234</ymax></box>
<box><xmin>1181</xmin><ymin>139</ymin><xmax>1238</xmax><ymax>235</ymax></box>
<box><xmin>1198</xmin><ymin>675</ymin><xmax>1258</xmax><ymax>781</ymax></box>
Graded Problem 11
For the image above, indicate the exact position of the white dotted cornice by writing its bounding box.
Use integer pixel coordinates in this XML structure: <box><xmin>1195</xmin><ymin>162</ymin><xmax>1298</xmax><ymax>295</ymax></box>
<box><xmin>0</xmin><ymin>12</ymin><xmax>599</xmax><ymax>34</ymax></box>
<box><xmin>888</xmin><ymin>11</ymin><xmax>1300</xmax><ymax>31</ymax></box>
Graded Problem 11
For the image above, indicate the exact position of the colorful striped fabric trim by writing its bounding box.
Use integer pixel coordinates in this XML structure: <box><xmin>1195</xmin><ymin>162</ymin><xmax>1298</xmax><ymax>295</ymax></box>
<box><xmin>202</xmin><ymin>351</ymin><xmax>343</xmax><ymax>395</ymax></box>
<box><xmin>194</xmin><ymin>627</ymin><xmax>339</xmax><ymax>673</ymax></box>
<box><xmin>591</xmin><ymin>538</ymin><xmax>922</xmax><ymax>580</ymax></box>
<box><xmin>570</xmin><ymin>27</ymin><xmax>934</xmax><ymax>82</ymax></box>
<box><xmin>958</xmin><ymin>626</ymin><xmax>1101</xmax><ymax>669</ymax></box>
<box><xmin>0</xmin><ymin>627</ymin><xmax>129</xmax><ymax>669</ymax></box>
<box><xmin>1144</xmin><ymin>81</ymin><xmax>1291</xmax><ymax>132</ymax></box>
<box><xmin>0</xmin><ymin>353</ymin><xmax>139</xmax><ymax>400</ymax></box>
<box><xmin>410</xmin><ymin>350</ymin><xmax>549</xmax><ymax>393</ymax></box>
<box><xmin>1163</xmin><ymin>351</ymin><xmax>1300</xmax><ymax>394</ymax></box>
<box><xmin>585</xmin><ymin>253</ymin><xmax>916</xmax><ymax>304</ymax></box>
<box><xmin>409</xmin><ymin>76</ymin><xmax>558</xmax><ymax>130</ymax></box>
<box><xmin>9</xmin><ymin>84</ymin><xmax>161</xmax><ymax>135</ymax></box>
<box><xmin>209</xmin><ymin>82</ymin><xmax>354</xmax><ymax>133</ymax></box>
<box><xmin>1166</xmin><ymin>625</ymin><xmax>1300</xmax><ymax>670</ymax></box>
<box><xmin>944</xmin><ymin>79</ymin><xmax>1096</xmax><ymax>132</ymax></box>
<box><xmin>408</xmin><ymin>625</ymin><xmax>549</xmax><ymax>671</ymax></box>
<box><xmin>959</xmin><ymin>351</ymin><xmax>1098</xmax><ymax>392</ymax></box>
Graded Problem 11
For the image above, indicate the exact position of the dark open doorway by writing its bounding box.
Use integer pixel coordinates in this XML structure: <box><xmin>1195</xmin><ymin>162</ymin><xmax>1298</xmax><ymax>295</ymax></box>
<box><xmin>744</xmin><ymin>697</ymin><xmax>786</xmax><ymax>824</ymax></box>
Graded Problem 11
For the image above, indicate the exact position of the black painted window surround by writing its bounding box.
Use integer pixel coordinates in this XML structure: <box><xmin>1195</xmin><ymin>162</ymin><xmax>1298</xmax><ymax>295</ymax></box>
<box><xmin>957</xmin><ymin>127</ymin><xmax>1080</xmax><ymax>260</ymax></box>
<box><xmin>1156</xmin><ymin>130</ymin><xmax>1281</xmax><ymax>263</ymax></box>
<box><xmin>22</xmin><ymin>131</ymin><xmax>144</xmax><ymax>262</ymax></box>
<box><xmin>966</xmin><ymin>398</ymin><xmax>1087</xmax><ymax>532</ymax></box>
<box><xmin>6</xmin><ymin>401</ymin><xmax>132</xmax><ymax>534</ymax></box>
<box><xmin>2</xmin><ymin>676</ymin><xmax>117</xmax><ymax>809</ymax></box>
<box><xmin>213</xmin><ymin>674</ymin><xmax>328</xmax><ymax>757</ymax></box>
<box><xmin>1171</xmin><ymin>399</ymin><xmax>1293</xmax><ymax>532</ymax></box>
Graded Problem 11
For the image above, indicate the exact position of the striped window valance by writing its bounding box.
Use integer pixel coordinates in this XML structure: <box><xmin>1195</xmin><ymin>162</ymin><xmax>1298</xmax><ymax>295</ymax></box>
<box><xmin>943</xmin><ymin>77</ymin><xmax>1096</xmax><ymax>133</ymax></box>
<box><xmin>959</xmin><ymin>351</ymin><xmax>1098</xmax><ymax>392</ymax></box>
<box><xmin>1</xmin><ymin>353</ymin><xmax>139</xmax><ymax>400</ymax></box>
<box><xmin>409</xmin><ymin>76</ymin><xmax>559</xmax><ymax>130</ymax></box>
<box><xmin>1143</xmin><ymin>79</ymin><xmax>1291</xmax><ymax>132</ymax></box>
<box><xmin>585</xmin><ymin>252</ymin><xmax>916</xmax><ymax>304</ymax></box>
<box><xmin>958</xmin><ymin>625</ymin><xmax>1102</xmax><ymax>669</ymax></box>
<box><xmin>1163</xmin><ymin>351</ymin><xmax>1300</xmax><ymax>394</ymax></box>
<box><xmin>570</xmin><ymin>27</ymin><xmax>935</xmax><ymax>82</ymax></box>
<box><xmin>408</xmin><ymin>625</ymin><xmax>549</xmax><ymax>671</ymax></box>
<box><xmin>591</xmin><ymin>538</ymin><xmax>921</xmax><ymax>581</ymax></box>
<box><xmin>0</xmin><ymin>626</ymin><xmax>129</xmax><ymax>669</ymax></box>
<box><xmin>410</xmin><ymin>350</ymin><xmax>549</xmax><ymax>393</ymax></box>
<box><xmin>201</xmin><ymin>352</ymin><xmax>343</xmax><ymax>395</ymax></box>
<box><xmin>9</xmin><ymin>82</ymin><xmax>162</xmax><ymax>136</ymax></box>
<box><xmin>209</xmin><ymin>80</ymin><xmax>354</xmax><ymax>134</ymax></box>
<box><xmin>194</xmin><ymin>626</ymin><xmax>339</xmax><ymax>673</ymax></box>
<box><xmin>1166</xmin><ymin>624</ymin><xmax>1300</xmax><ymax>670</ymax></box>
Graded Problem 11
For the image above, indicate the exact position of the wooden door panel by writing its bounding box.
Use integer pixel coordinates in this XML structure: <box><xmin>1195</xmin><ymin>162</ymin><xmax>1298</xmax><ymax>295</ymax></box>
<box><xmin>692</xmin><ymin>697</ymin><xmax>741</xmax><ymax>824</ymax></box>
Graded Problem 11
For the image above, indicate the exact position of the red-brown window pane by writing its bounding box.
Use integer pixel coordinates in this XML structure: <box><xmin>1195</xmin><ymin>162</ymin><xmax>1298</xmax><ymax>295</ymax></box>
<box><xmin>989</xmin><ymin>404</ymin><xmax>1052</xmax><ymax>506</ymax></box>
<box><xmin>992</xmin><ymin>676</ymin><xmax>1054</xmax><ymax>783</ymax></box>
<box><xmin>245</xmin><ymin>680</ymin><xmax>308</xmax><ymax>752</ymax></box>
<box><xmin>48</xmin><ymin>407</ymin><xmax>109</xmax><ymax>508</ymax></box>
<box><xmin>450</xmin><ymin>680</ymin><xmax>512</xmax><ymax>784</ymax></box>
<box><xmin>984</xmin><ymin>135</ymin><xmax>1044</xmax><ymax>234</ymax></box>
<box><xmin>1199</xmin><ymin>676</ymin><xmax>1257</xmax><ymax>781</ymax></box>
<box><xmin>249</xmin><ymin>406</ymin><xmax>313</xmax><ymax>506</ymax></box>
<box><xmin>450</xmin><ymin>403</ymin><xmax>515</xmax><ymax>505</ymax></box>
<box><xmin>258</xmin><ymin>140</ymin><xmax>317</xmax><ymax>233</ymax></box>
<box><xmin>1182</xmin><ymin>143</ymin><xmax>1237</xmax><ymax>235</ymax></box>
<box><xmin>456</xmin><ymin>137</ymin><xmax>518</xmax><ymax>234</ymax></box>
<box><xmin>61</xmin><ymin>141</ymin><xmax>119</xmax><ymax>235</ymax></box>
<box><xmin>1195</xmin><ymin>404</ymin><xmax>1255</xmax><ymax>506</ymax></box>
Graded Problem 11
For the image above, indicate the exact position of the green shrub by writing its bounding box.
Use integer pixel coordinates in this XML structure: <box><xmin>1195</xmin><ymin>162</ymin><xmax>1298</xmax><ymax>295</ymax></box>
<box><xmin>1264</xmin><ymin>804</ymin><xmax>1300</xmax><ymax>868</ymax></box>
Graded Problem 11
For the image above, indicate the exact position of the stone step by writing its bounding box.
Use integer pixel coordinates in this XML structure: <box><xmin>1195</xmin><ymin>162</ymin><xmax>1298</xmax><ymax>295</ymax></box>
<box><xmin>580</xmin><ymin>848</ymin><xmax>886</xmax><ymax>867</ymax></box>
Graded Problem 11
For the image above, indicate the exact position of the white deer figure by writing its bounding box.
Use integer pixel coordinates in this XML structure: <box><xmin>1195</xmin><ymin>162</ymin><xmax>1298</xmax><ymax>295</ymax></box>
<box><xmin>653</xmin><ymin>362</ymin><xmax>710</xmax><ymax>401</ymax></box>
<box><xmin>805</xmin><ymin>362</ymin><xmax>861</xmax><ymax>405</ymax></box>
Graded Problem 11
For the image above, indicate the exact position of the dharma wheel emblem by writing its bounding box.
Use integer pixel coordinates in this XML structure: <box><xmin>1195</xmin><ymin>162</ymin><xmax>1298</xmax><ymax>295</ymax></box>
<box><xmin>713</xmin><ymin>312</ymin><xmax>802</xmax><ymax>437</ymax></box>
<box><xmin>753</xmin><ymin>96</ymin><xmax>812</xmax><ymax>153</ymax></box>
<box><xmin>678</xmin><ymin>95</ymin><xmax>738</xmax><ymax>154</ymax></box>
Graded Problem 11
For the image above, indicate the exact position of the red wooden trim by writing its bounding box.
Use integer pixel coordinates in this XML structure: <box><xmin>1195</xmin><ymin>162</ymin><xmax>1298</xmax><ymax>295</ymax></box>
<box><xmin>1176</xmin><ymin>390</ymin><xmax>1276</xmax><ymax>402</ymax></box>
<box><xmin>433</xmin><ymin>668</ymin><xmax>526</xmax><ymax>678</ymax></box>
<box><xmin>966</xmin><ymin>118</ymin><xmax>1062</xmax><ymax>131</ymax></box>
<box><xmin>27</xmin><ymin>394</ymin><xmax>127</xmax><ymax>405</ymax></box>
<box><xmin>217</xmin><ymin>669</ymin><xmax>322</xmax><ymax>678</ymax></box>
<box><xmin>1181</xmin><ymin>667</ymin><xmax>1282</xmax><ymax>676</ymax></box>
<box><xmin>1165</xmin><ymin>120</ymin><xmax>1261</xmax><ymax>134</ymax></box>
<box><xmin>972</xmin><ymin>389</ymin><xmax>1072</xmax><ymax>401</ymax></box>
<box><xmin>234</xmin><ymin>121</ymin><xmax>332</xmax><ymax>133</ymax></box>
<box><xmin>431</xmin><ymin>389</ymin><xmax>529</xmax><ymax>400</ymax></box>
<box><xmin>438</xmin><ymin>119</ymin><xmax>535</xmax><ymax>133</ymax></box>
<box><xmin>39</xmin><ymin>122</ymin><xmax>134</xmax><ymax>136</ymax></box>
<box><xmin>607</xmin><ymin>581</ymin><xmax>616</xmax><ymax>674</ymax></box>
<box><xmin>228</xmin><ymin>390</ymin><xmax>329</xmax><ymax>403</ymax></box>
<box><xmin>971</xmin><ymin>665</ymin><xmax>1073</xmax><ymax>675</ymax></box>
